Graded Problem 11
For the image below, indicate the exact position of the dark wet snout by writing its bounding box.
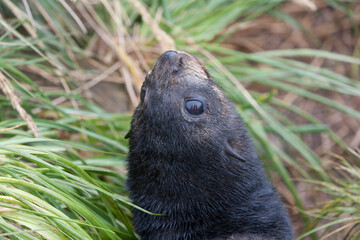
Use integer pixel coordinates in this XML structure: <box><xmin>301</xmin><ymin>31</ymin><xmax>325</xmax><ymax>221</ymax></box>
<box><xmin>150</xmin><ymin>50</ymin><xmax>210</xmax><ymax>83</ymax></box>
<box><xmin>162</xmin><ymin>50</ymin><xmax>177</xmax><ymax>61</ymax></box>
<box><xmin>156</xmin><ymin>50</ymin><xmax>189</xmax><ymax>73</ymax></box>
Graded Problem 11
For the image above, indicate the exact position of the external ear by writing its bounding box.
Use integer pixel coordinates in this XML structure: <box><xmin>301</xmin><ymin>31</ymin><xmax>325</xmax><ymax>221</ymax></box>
<box><xmin>225</xmin><ymin>141</ymin><xmax>246</xmax><ymax>162</ymax></box>
<box><xmin>125</xmin><ymin>130</ymin><xmax>132</xmax><ymax>139</ymax></box>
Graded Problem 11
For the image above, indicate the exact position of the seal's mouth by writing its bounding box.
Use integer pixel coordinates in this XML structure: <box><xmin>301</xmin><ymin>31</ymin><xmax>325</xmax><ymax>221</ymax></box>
<box><xmin>153</xmin><ymin>50</ymin><xmax>210</xmax><ymax>79</ymax></box>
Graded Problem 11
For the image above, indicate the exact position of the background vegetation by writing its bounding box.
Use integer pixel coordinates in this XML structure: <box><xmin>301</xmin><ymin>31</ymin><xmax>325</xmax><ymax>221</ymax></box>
<box><xmin>0</xmin><ymin>0</ymin><xmax>359</xmax><ymax>239</ymax></box>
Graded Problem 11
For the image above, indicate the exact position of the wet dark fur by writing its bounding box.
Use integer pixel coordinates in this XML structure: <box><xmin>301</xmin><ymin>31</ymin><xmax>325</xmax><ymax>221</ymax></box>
<box><xmin>126</xmin><ymin>51</ymin><xmax>294</xmax><ymax>240</ymax></box>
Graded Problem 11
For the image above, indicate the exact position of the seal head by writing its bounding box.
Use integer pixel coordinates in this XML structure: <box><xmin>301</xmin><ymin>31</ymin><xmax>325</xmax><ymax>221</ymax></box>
<box><xmin>126</xmin><ymin>50</ymin><xmax>294</xmax><ymax>240</ymax></box>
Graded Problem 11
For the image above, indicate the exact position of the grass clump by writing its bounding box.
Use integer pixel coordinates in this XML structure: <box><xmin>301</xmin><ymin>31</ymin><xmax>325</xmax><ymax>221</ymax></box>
<box><xmin>299</xmin><ymin>154</ymin><xmax>360</xmax><ymax>240</ymax></box>
<box><xmin>0</xmin><ymin>115</ymin><xmax>138</xmax><ymax>239</ymax></box>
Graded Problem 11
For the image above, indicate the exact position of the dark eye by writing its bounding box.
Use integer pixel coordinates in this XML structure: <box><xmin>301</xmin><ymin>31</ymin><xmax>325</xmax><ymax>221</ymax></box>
<box><xmin>185</xmin><ymin>100</ymin><xmax>204</xmax><ymax>115</ymax></box>
<box><xmin>140</xmin><ymin>88</ymin><xmax>146</xmax><ymax>102</ymax></box>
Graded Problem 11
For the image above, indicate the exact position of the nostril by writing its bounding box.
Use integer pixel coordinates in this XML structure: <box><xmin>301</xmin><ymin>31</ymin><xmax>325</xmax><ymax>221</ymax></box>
<box><xmin>163</xmin><ymin>50</ymin><xmax>177</xmax><ymax>60</ymax></box>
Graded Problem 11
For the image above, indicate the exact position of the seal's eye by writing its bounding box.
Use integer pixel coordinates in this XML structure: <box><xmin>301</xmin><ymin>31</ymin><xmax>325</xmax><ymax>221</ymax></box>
<box><xmin>185</xmin><ymin>100</ymin><xmax>204</xmax><ymax>115</ymax></box>
<box><xmin>140</xmin><ymin>88</ymin><xmax>146</xmax><ymax>102</ymax></box>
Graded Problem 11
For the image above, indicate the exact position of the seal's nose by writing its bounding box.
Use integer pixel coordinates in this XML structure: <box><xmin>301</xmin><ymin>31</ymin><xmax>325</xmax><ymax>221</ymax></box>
<box><xmin>163</xmin><ymin>50</ymin><xmax>177</xmax><ymax>60</ymax></box>
<box><xmin>156</xmin><ymin>50</ymin><xmax>185</xmax><ymax>73</ymax></box>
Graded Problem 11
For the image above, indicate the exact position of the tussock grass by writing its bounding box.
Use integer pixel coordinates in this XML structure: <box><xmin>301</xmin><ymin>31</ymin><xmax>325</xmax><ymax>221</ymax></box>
<box><xmin>0</xmin><ymin>114</ymin><xmax>137</xmax><ymax>239</ymax></box>
<box><xmin>0</xmin><ymin>0</ymin><xmax>359</xmax><ymax>239</ymax></box>
<box><xmin>298</xmin><ymin>153</ymin><xmax>360</xmax><ymax>240</ymax></box>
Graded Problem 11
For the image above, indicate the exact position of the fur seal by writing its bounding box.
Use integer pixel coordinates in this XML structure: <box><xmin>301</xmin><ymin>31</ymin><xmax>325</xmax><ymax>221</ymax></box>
<box><xmin>126</xmin><ymin>50</ymin><xmax>294</xmax><ymax>240</ymax></box>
